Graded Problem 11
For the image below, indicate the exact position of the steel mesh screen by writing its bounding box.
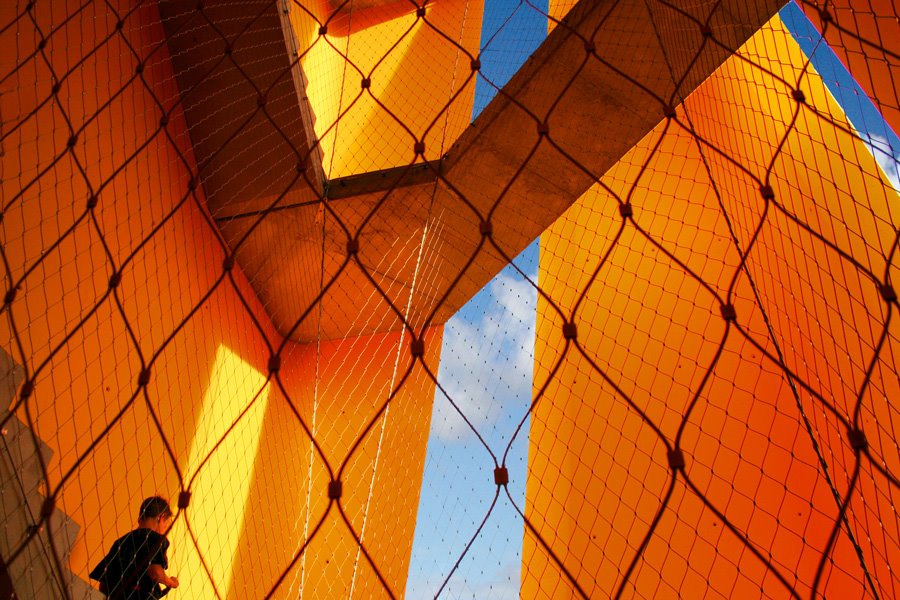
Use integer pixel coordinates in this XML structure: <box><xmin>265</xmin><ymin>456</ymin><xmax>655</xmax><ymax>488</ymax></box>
<box><xmin>1</xmin><ymin>0</ymin><xmax>899</xmax><ymax>598</ymax></box>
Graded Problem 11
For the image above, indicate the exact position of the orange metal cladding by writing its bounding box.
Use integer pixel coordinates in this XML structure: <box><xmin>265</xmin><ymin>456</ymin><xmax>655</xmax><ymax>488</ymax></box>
<box><xmin>526</xmin><ymin>16</ymin><xmax>899</xmax><ymax>599</ymax></box>
<box><xmin>0</xmin><ymin>0</ymin><xmax>278</xmax><ymax>583</ymax></box>
<box><xmin>260</xmin><ymin>330</ymin><xmax>443</xmax><ymax>598</ymax></box>
<box><xmin>0</xmin><ymin>0</ymin><xmax>444</xmax><ymax>596</ymax></box>
<box><xmin>802</xmin><ymin>0</ymin><xmax>900</xmax><ymax>140</ymax></box>
<box><xmin>289</xmin><ymin>0</ymin><xmax>483</xmax><ymax>177</ymax></box>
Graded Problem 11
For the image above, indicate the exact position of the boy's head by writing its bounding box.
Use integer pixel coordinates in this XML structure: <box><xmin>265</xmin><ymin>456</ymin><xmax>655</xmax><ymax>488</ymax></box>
<box><xmin>138</xmin><ymin>496</ymin><xmax>172</xmax><ymax>532</ymax></box>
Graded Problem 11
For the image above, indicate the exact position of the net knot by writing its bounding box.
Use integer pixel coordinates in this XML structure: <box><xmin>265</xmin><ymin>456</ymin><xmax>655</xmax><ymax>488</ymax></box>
<box><xmin>880</xmin><ymin>283</ymin><xmax>896</xmax><ymax>302</ymax></box>
<box><xmin>4</xmin><ymin>289</ymin><xmax>16</xmax><ymax>305</ymax></box>
<box><xmin>759</xmin><ymin>185</ymin><xmax>775</xmax><ymax>200</ymax></box>
<box><xmin>346</xmin><ymin>238</ymin><xmax>359</xmax><ymax>256</ymax></box>
<box><xmin>792</xmin><ymin>89</ymin><xmax>806</xmax><ymax>103</ymax></box>
<box><xmin>471</xmin><ymin>58</ymin><xmax>481</xmax><ymax>71</ymax></box>
<box><xmin>410</xmin><ymin>338</ymin><xmax>425</xmax><ymax>357</ymax></box>
<box><xmin>108</xmin><ymin>272</ymin><xmax>122</xmax><ymax>289</ymax></box>
<box><xmin>667</xmin><ymin>449</ymin><xmax>685</xmax><ymax>470</ymax></box>
<box><xmin>328</xmin><ymin>480</ymin><xmax>342</xmax><ymax>500</ymax></box>
<box><xmin>619</xmin><ymin>203</ymin><xmax>633</xmax><ymax>218</ymax></box>
<box><xmin>663</xmin><ymin>105</ymin><xmax>676</xmax><ymax>119</ymax></box>
<box><xmin>222</xmin><ymin>255</ymin><xmax>235</xmax><ymax>271</ymax></box>
<box><xmin>416</xmin><ymin>6</ymin><xmax>426</xmax><ymax>17</ymax></box>
<box><xmin>479</xmin><ymin>220</ymin><xmax>492</xmax><ymax>236</ymax></box>
<box><xmin>138</xmin><ymin>368</ymin><xmax>151</xmax><ymax>386</ymax></box>
<box><xmin>537</xmin><ymin>122</ymin><xmax>549</xmax><ymax>136</ymax></box>
<box><xmin>562</xmin><ymin>322</ymin><xmax>577</xmax><ymax>340</ymax></box>
<box><xmin>19</xmin><ymin>380</ymin><xmax>33</xmax><ymax>400</ymax></box>
<box><xmin>318</xmin><ymin>25</ymin><xmax>327</xmax><ymax>36</ymax></box>
<box><xmin>178</xmin><ymin>491</ymin><xmax>192</xmax><ymax>509</ymax></box>
<box><xmin>720</xmin><ymin>303</ymin><xmax>736</xmax><ymax>321</ymax></box>
<box><xmin>268</xmin><ymin>355</ymin><xmax>281</xmax><ymax>373</ymax></box>
<box><xmin>700</xmin><ymin>24</ymin><xmax>712</xmax><ymax>37</ymax></box>
<box><xmin>494</xmin><ymin>467</ymin><xmax>509</xmax><ymax>486</ymax></box>
<box><xmin>41</xmin><ymin>498</ymin><xmax>55</xmax><ymax>518</ymax></box>
<box><xmin>847</xmin><ymin>428</ymin><xmax>868</xmax><ymax>452</ymax></box>
<box><xmin>361</xmin><ymin>77</ymin><xmax>371</xmax><ymax>90</ymax></box>
<box><xmin>414</xmin><ymin>141</ymin><xmax>425</xmax><ymax>155</ymax></box>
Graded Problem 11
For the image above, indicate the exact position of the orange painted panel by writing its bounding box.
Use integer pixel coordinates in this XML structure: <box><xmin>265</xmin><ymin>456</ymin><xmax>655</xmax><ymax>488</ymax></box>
<box><xmin>289</xmin><ymin>0</ymin><xmax>483</xmax><ymax>177</ymax></box>
<box><xmin>0</xmin><ymin>0</ymin><xmax>279</xmax><ymax>589</ymax></box>
<box><xmin>527</xmin><ymin>16</ymin><xmax>899</xmax><ymax>599</ymax></box>
<box><xmin>236</xmin><ymin>328</ymin><xmax>443</xmax><ymax>598</ymax></box>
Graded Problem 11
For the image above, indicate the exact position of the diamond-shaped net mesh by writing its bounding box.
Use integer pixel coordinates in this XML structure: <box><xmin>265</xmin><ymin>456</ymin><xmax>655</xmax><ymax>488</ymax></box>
<box><xmin>1</xmin><ymin>0</ymin><xmax>898</xmax><ymax>598</ymax></box>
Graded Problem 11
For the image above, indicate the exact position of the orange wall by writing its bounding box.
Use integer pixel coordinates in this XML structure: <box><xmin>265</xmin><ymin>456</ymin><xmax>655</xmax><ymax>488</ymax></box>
<box><xmin>231</xmin><ymin>329</ymin><xmax>443</xmax><ymax>599</ymax></box>
<box><xmin>0</xmin><ymin>1</ymin><xmax>442</xmax><ymax>597</ymax></box>
<box><xmin>289</xmin><ymin>0</ymin><xmax>484</xmax><ymax>177</ymax></box>
<box><xmin>526</xmin><ymin>16</ymin><xmax>899</xmax><ymax>599</ymax></box>
<box><xmin>0</xmin><ymin>0</ymin><xmax>276</xmax><ymax>582</ymax></box>
<box><xmin>165</xmin><ymin>327</ymin><xmax>443</xmax><ymax>599</ymax></box>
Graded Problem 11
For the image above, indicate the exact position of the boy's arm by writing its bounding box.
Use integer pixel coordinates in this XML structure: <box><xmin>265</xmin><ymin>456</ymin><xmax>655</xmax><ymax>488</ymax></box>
<box><xmin>147</xmin><ymin>564</ymin><xmax>180</xmax><ymax>588</ymax></box>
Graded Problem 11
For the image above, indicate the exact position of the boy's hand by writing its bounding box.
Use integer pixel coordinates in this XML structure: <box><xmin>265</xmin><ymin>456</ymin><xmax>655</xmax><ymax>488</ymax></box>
<box><xmin>167</xmin><ymin>576</ymin><xmax>180</xmax><ymax>589</ymax></box>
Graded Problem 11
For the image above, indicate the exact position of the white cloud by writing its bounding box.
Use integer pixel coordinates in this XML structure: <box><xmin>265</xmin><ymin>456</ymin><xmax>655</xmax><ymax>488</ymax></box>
<box><xmin>430</xmin><ymin>268</ymin><xmax>538</xmax><ymax>443</ymax></box>
<box><xmin>866</xmin><ymin>133</ymin><xmax>900</xmax><ymax>192</ymax></box>
<box><xmin>491</xmin><ymin>270</ymin><xmax>538</xmax><ymax>325</ymax></box>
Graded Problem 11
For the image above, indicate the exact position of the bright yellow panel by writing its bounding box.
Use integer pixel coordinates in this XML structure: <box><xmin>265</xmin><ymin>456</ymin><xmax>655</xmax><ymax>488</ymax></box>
<box><xmin>169</xmin><ymin>345</ymin><xmax>271</xmax><ymax>598</ymax></box>
<box><xmin>290</xmin><ymin>0</ymin><xmax>483</xmax><ymax>177</ymax></box>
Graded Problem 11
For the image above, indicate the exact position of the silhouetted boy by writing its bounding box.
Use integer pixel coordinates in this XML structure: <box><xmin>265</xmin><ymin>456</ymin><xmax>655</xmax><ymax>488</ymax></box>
<box><xmin>90</xmin><ymin>496</ymin><xmax>180</xmax><ymax>599</ymax></box>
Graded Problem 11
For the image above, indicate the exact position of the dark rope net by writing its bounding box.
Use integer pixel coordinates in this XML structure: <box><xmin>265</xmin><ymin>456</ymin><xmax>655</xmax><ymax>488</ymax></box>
<box><xmin>0</xmin><ymin>0</ymin><xmax>898</xmax><ymax>598</ymax></box>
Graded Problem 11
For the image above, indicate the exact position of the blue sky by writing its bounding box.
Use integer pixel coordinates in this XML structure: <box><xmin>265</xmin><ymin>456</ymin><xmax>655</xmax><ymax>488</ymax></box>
<box><xmin>404</xmin><ymin>249</ymin><xmax>538</xmax><ymax>598</ymax></box>
<box><xmin>405</xmin><ymin>0</ymin><xmax>546</xmax><ymax>596</ymax></box>
<box><xmin>405</xmin><ymin>2</ymin><xmax>899</xmax><ymax>597</ymax></box>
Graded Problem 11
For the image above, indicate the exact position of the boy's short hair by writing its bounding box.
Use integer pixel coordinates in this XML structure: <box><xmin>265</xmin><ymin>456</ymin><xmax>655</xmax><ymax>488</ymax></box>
<box><xmin>139</xmin><ymin>496</ymin><xmax>172</xmax><ymax>521</ymax></box>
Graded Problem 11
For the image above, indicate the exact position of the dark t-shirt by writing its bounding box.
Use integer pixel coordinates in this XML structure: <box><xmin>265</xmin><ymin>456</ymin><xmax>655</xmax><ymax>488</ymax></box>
<box><xmin>90</xmin><ymin>528</ymin><xmax>169</xmax><ymax>599</ymax></box>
